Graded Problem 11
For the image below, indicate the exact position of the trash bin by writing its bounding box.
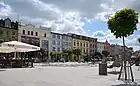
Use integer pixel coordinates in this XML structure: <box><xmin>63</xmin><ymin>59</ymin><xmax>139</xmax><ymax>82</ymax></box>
<box><xmin>99</xmin><ymin>63</ymin><xmax>107</xmax><ymax>75</ymax></box>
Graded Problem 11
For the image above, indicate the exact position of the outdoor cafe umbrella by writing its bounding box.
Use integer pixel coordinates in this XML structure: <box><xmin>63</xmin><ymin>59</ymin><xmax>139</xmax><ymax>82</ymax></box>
<box><xmin>1</xmin><ymin>41</ymin><xmax>40</xmax><ymax>58</ymax></box>
<box><xmin>0</xmin><ymin>46</ymin><xmax>15</xmax><ymax>53</ymax></box>
<box><xmin>1</xmin><ymin>41</ymin><xmax>40</xmax><ymax>52</ymax></box>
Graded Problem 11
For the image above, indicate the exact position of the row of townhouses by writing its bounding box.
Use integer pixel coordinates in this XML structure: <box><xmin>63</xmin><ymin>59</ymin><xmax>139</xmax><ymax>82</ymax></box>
<box><xmin>0</xmin><ymin>18</ymin><xmax>133</xmax><ymax>57</ymax></box>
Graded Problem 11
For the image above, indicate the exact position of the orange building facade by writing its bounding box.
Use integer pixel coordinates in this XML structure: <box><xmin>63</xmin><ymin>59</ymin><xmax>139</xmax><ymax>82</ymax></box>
<box><xmin>104</xmin><ymin>40</ymin><xmax>110</xmax><ymax>52</ymax></box>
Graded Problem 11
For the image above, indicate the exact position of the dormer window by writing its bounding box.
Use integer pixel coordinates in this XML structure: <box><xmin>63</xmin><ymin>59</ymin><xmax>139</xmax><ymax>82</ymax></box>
<box><xmin>5</xmin><ymin>18</ymin><xmax>11</xmax><ymax>28</ymax></box>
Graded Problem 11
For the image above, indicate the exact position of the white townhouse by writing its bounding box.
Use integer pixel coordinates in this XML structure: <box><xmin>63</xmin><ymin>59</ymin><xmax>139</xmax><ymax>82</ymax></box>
<box><xmin>97</xmin><ymin>42</ymin><xmax>105</xmax><ymax>53</ymax></box>
<box><xmin>18</xmin><ymin>23</ymin><xmax>51</xmax><ymax>59</ymax></box>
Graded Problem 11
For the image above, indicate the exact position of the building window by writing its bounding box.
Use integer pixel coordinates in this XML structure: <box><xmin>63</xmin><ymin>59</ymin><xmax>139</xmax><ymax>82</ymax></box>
<box><xmin>84</xmin><ymin>49</ymin><xmax>86</xmax><ymax>53</ymax></box>
<box><xmin>93</xmin><ymin>44</ymin><xmax>94</xmax><ymax>48</ymax></box>
<box><xmin>86</xmin><ymin>43</ymin><xmax>88</xmax><ymax>47</ymax></box>
<box><xmin>31</xmin><ymin>31</ymin><xmax>33</xmax><ymax>35</ymax></box>
<box><xmin>53</xmin><ymin>47</ymin><xmax>56</xmax><ymax>51</ymax></box>
<box><xmin>53</xmin><ymin>34</ymin><xmax>56</xmax><ymax>38</ymax></box>
<box><xmin>69</xmin><ymin>42</ymin><xmax>71</xmax><ymax>46</ymax></box>
<box><xmin>12</xmin><ymin>36</ymin><xmax>15</xmax><ymax>39</ymax></box>
<box><xmin>35</xmin><ymin>32</ymin><xmax>38</xmax><ymax>36</ymax></box>
<box><xmin>66</xmin><ymin>36</ymin><xmax>68</xmax><ymax>41</ymax></box>
<box><xmin>90</xmin><ymin>49</ymin><xmax>92</xmax><ymax>53</ymax></box>
<box><xmin>63</xmin><ymin>42</ymin><xmax>65</xmax><ymax>46</ymax></box>
<box><xmin>90</xmin><ymin>44</ymin><xmax>92</xmax><ymax>47</ymax></box>
<box><xmin>28</xmin><ymin>31</ymin><xmax>30</xmax><ymax>35</ymax></box>
<box><xmin>84</xmin><ymin>43</ymin><xmax>85</xmax><ymax>47</ymax></box>
<box><xmin>81</xmin><ymin>43</ymin><xmax>82</xmax><ymax>46</ymax></box>
<box><xmin>62</xmin><ymin>36</ymin><xmax>65</xmax><ymax>40</ymax></box>
<box><xmin>5</xmin><ymin>19</ymin><xmax>11</xmax><ymax>28</ymax></box>
<box><xmin>66</xmin><ymin>42</ymin><xmax>68</xmax><ymax>46</ymax></box>
<box><xmin>12</xmin><ymin>31</ymin><xmax>15</xmax><ymax>35</ymax></box>
<box><xmin>57</xmin><ymin>35</ymin><xmax>60</xmax><ymax>39</ymax></box>
<box><xmin>77</xmin><ymin>42</ymin><xmax>79</xmax><ymax>46</ymax></box>
<box><xmin>74</xmin><ymin>41</ymin><xmax>76</xmax><ymax>46</ymax></box>
<box><xmin>57</xmin><ymin>47</ymin><xmax>60</xmax><ymax>52</ymax></box>
<box><xmin>57</xmin><ymin>41</ymin><xmax>60</xmax><ymax>45</ymax></box>
<box><xmin>44</xmin><ymin>33</ymin><xmax>46</xmax><ymax>37</ymax></box>
<box><xmin>22</xmin><ymin>30</ymin><xmax>25</xmax><ymax>34</ymax></box>
<box><xmin>53</xmin><ymin>40</ymin><xmax>56</xmax><ymax>45</ymax></box>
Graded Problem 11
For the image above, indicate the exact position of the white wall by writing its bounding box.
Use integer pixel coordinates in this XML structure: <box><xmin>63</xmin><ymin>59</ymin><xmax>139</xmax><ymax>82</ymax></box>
<box><xmin>97</xmin><ymin>42</ymin><xmax>104</xmax><ymax>53</ymax></box>
<box><xmin>18</xmin><ymin>24</ymin><xmax>51</xmax><ymax>54</ymax></box>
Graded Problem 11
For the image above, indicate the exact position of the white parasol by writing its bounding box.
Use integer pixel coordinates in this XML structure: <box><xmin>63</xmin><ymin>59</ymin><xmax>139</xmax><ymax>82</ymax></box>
<box><xmin>0</xmin><ymin>46</ymin><xmax>15</xmax><ymax>53</ymax></box>
<box><xmin>1</xmin><ymin>41</ymin><xmax>40</xmax><ymax>52</ymax></box>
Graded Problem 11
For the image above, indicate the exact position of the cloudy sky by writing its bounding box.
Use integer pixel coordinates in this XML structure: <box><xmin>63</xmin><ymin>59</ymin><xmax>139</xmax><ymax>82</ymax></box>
<box><xmin>0</xmin><ymin>0</ymin><xmax>140</xmax><ymax>51</ymax></box>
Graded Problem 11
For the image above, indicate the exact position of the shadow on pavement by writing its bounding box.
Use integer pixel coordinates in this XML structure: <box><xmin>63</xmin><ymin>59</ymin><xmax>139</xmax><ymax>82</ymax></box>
<box><xmin>108</xmin><ymin>71</ymin><xmax>120</xmax><ymax>75</ymax></box>
<box><xmin>112</xmin><ymin>84</ymin><xmax>140</xmax><ymax>86</ymax></box>
<box><xmin>112</xmin><ymin>82</ymin><xmax>140</xmax><ymax>86</ymax></box>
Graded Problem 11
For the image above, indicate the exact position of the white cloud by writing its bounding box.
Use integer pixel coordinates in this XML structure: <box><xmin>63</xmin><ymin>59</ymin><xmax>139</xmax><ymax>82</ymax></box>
<box><xmin>28</xmin><ymin>0</ymin><xmax>61</xmax><ymax>14</ymax></box>
<box><xmin>15</xmin><ymin>0</ymin><xmax>85</xmax><ymax>34</ymax></box>
<box><xmin>0</xmin><ymin>2</ymin><xmax>15</xmax><ymax>17</ymax></box>
<box><xmin>125</xmin><ymin>38</ymin><xmax>140</xmax><ymax>51</ymax></box>
<box><xmin>87</xmin><ymin>30</ymin><xmax>90</xmax><ymax>32</ymax></box>
<box><xmin>93</xmin><ymin>30</ymin><xmax>116</xmax><ymax>42</ymax></box>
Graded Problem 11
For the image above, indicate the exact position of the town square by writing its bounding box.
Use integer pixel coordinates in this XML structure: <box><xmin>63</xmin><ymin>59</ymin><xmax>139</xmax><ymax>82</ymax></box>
<box><xmin>0</xmin><ymin>0</ymin><xmax>140</xmax><ymax>86</ymax></box>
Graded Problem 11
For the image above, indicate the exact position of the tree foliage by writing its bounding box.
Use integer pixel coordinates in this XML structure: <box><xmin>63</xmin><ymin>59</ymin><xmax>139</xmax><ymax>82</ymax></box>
<box><xmin>102</xmin><ymin>50</ymin><xmax>109</xmax><ymax>57</ymax></box>
<box><xmin>52</xmin><ymin>52</ymin><xmax>61</xmax><ymax>57</ymax></box>
<box><xmin>63</xmin><ymin>49</ymin><xmax>72</xmax><ymax>56</ymax></box>
<box><xmin>62</xmin><ymin>49</ymin><xmax>73</xmax><ymax>61</ymax></box>
<box><xmin>137</xmin><ymin>38</ymin><xmax>140</xmax><ymax>43</ymax></box>
<box><xmin>62</xmin><ymin>49</ymin><xmax>68</xmax><ymax>57</ymax></box>
<box><xmin>108</xmin><ymin>8</ymin><xmax>138</xmax><ymax>38</ymax></box>
<box><xmin>39</xmin><ymin>48</ymin><xmax>48</xmax><ymax>57</ymax></box>
<box><xmin>72</xmin><ymin>48</ymin><xmax>81</xmax><ymax>57</ymax></box>
<box><xmin>94</xmin><ymin>52</ymin><xmax>102</xmax><ymax>57</ymax></box>
<box><xmin>50</xmin><ymin>52</ymin><xmax>61</xmax><ymax>62</ymax></box>
<box><xmin>62</xmin><ymin>49</ymin><xmax>69</xmax><ymax>61</ymax></box>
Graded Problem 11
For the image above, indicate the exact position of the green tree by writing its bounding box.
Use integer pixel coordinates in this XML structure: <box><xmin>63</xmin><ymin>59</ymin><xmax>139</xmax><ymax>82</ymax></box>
<box><xmin>62</xmin><ymin>49</ymin><xmax>73</xmax><ymax>61</ymax></box>
<box><xmin>137</xmin><ymin>38</ymin><xmax>140</xmax><ymax>55</ymax></box>
<box><xmin>94</xmin><ymin>52</ymin><xmax>102</xmax><ymax>60</ymax></box>
<box><xmin>39</xmin><ymin>48</ymin><xmax>48</xmax><ymax>62</ymax></box>
<box><xmin>67</xmin><ymin>49</ymin><xmax>73</xmax><ymax>61</ymax></box>
<box><xmin>108</xmin><ymin>8</ymin><xmax>138</xmax><ymax>81</ymax></box>
<box><xmin>102</xmin><ymin>50</ymin><xmax>109</xmax><ymax>57</ymax></box>
<box><xmin>62</xmin><ymin>49</ymin><xmax>69</xmax><ymax>61</ymax></box>
<box><xmin>137</xmin><ymin>38</ymin><xmax>140</xmax><ymax>43</ymax></box>
<box><xmin>50</xmin><ymin>52</ymin><xmax>53</xmax><ymax>62</ymax></box>
<box><xmin>52</xmin><ymin>52</ymin><xmax>61</xmax><ymax>62</ymax></box>
<box><xmin>72</xmin><ymin>48</ymin><xmax>81</xmax><ymax>61</ymax></box>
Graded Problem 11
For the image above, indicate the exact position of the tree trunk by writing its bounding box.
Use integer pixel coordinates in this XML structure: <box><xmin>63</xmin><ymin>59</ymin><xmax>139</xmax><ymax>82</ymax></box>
<box><xmin>123</xmin><ymin>36</ymin><xmax>127</xmax><ymax>80</ymax></box>
<box><xmin>68</xmin><ymin>55</ymin><xmax>70</xmax><ymax>62</ymax></box>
